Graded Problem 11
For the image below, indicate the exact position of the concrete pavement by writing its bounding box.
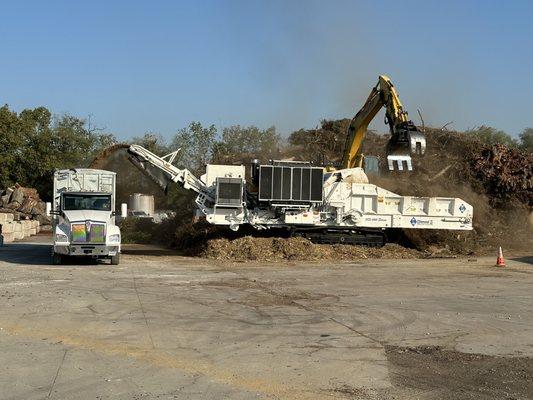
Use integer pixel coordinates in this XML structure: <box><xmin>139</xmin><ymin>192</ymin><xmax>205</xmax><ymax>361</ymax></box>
<box><xmin>0</xmin><ymin>236</ymin><xmax>532</xmax><ymax>399</ymax></box>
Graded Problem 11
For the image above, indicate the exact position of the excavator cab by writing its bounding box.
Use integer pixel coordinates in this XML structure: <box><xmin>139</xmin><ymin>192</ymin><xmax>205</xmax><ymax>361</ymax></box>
<box><xmin>386</xmin><ymin>121</ymin><xmax>426</xmax><ymax>171</ymax></box>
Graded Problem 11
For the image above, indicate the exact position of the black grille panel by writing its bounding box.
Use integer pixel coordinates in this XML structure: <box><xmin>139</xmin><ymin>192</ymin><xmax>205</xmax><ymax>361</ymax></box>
<box><xmin>258</xmin><ymin>165</ymin><xmax>323</xmax><ymax>202</ymax></box>
<box><xmin>216</xmin><ymin>178</ymin><xmax>243</xmax><ymax>206</ymax></box>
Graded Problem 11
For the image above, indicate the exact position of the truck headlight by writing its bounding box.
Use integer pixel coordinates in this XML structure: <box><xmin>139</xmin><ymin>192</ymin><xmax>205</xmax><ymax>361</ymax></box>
<box><xmin>55</xmin><ymin>233</ymin><xmax>69</xmax><ymax>243</ymax></box>
<box><xmin>108</xmin><ymin>234</ymin><xmax>120</xmax><ymax>243</ymax></box>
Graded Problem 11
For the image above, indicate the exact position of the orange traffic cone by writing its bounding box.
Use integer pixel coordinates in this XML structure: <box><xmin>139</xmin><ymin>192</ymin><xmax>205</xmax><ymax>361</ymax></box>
<box><xmin>496</xmin><ymin>246</ymin><xmax>506</xmax><ymax>267</ymax></box>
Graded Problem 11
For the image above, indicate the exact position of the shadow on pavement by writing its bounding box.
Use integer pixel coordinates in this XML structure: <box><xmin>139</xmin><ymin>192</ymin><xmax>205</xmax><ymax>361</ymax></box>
<box><xmin>0</xmin><ymin>238</ymin><xmax>105</xmax><ymax>266</ymax></box>
<box><xmin>0</xmin><ymin>238</ymin><xmax>183</xmax><ymax>266</ymax></box>
<box><xmin>121</xmin><ymin>244</ymin><xmax>183</xmax><ymax>257</ymax></box>
<box><xmin>511</xmin><ymin>256</ymin><xmax>533</xmax><ymax>265</ymax></box>
<box><xmin>0</xmin><ymin>242</ymin><xmax>52</xmax><ymax>265</ymax></box>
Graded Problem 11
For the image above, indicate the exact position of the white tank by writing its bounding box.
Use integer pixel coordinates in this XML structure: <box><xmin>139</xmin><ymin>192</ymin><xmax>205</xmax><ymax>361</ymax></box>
<box><xmin>128</xmin><ymin>193</ymin><xmax>155</xmax><ymax>216</ymax></box>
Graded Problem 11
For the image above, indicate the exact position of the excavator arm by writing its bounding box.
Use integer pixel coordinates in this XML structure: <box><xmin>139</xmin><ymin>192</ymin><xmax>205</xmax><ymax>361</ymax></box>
<box><xmin>341</xmin><ymin>75</ymin><xmax>426</xmax><ymax>171</ymax></box>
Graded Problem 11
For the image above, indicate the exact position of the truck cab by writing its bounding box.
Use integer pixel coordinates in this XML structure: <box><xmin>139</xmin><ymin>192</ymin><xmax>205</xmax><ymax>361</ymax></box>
<box><xmin>50</xmin><ymin>169</ymin><xmax>124</xmax><ymax>265</ymax></box>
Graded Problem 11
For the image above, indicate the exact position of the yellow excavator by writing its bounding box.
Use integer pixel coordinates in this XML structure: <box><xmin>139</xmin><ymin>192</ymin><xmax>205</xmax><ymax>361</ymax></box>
<box><xmin>342</xmin><ymin>75</ymin><xmax>426</xmax><ymax>171</ymax></box>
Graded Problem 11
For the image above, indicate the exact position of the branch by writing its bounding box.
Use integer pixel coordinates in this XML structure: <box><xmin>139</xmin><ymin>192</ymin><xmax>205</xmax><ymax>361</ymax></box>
<box><xmin>440</xmin><ymin>121</ymin><xmax>454</xmax><ymax>131</ymax></box>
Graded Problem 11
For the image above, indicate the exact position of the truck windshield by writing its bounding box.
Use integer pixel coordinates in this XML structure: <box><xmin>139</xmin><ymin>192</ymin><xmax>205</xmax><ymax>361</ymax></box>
<box><xmin>62</xmin><ymin>194</ymin><xmax>111</xmax><ymax>211</ymax></box>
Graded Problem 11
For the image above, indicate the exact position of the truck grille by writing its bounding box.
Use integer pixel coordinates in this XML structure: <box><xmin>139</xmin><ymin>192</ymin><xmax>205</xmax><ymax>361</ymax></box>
<box><xmin>71</xmin><ymin>222</ymin><xmax>106</xmax><ymax>243</ymax></box>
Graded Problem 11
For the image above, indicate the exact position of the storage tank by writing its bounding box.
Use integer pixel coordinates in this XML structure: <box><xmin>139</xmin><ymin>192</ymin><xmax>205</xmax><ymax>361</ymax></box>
<box><xmin>128</xmin><ymin>193</ymin><xmax>155</xmax><ymax>216</ymax></box>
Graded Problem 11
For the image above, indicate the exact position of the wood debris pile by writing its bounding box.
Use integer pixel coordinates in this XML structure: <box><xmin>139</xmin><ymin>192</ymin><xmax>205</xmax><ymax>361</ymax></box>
<box><xmin>471</xmin><ymin>143</ymin><xmax>533</xmax><ymax>206</ymax></box>
<box><xmin>0</xmin><ymin>184</ymin><xmax>50</xmax><ymax>224</ymax></box>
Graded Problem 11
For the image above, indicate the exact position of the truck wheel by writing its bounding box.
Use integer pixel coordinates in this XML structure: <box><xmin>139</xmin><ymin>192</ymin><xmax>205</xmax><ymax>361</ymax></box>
<box><xmin>52</xmin><ymin>253</ymin><xmax>62</xmax><ymax>265</ymax></box>
<box><xmin>111</xmin><ymin>254</ymin><xmax>120</xmax><ymax>265</ymax></box>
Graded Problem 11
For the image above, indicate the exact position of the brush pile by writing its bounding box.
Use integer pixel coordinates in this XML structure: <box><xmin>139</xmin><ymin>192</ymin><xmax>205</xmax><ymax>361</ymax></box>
<box><xmin>470</xmin><ymin>143</ymin><xmax>532</xmax><ymax>206</ymax></box>
<box><xmin>372</xmin><ymin>128</ymin><xmax>532</xmax><ymax>254</ymax></box>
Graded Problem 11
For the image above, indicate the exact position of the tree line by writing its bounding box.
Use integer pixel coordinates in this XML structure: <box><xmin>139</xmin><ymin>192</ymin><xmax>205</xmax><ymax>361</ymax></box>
<box><xmin>0</xmin><ymin>105</ymin><xmax>283</xmax><ymax>199</ymax></box>
<box><xmin>1</xmin><ymin>104</ymin><xmax>531</xmax><ymax>200</ymax></box>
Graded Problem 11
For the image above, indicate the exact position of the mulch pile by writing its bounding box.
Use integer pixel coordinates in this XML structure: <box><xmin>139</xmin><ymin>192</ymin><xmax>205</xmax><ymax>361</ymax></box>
<box><xmin>201</xmin><ymin>236</ymin><xmax>421</xmax><ymax>261</ymax></box>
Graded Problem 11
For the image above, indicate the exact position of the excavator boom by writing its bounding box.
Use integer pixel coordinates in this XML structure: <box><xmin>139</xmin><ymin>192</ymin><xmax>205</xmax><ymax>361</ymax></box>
<box><xmin>342</xmin><ymin>75</ymin><xmax>426</xmax><ymax>171</ymax></box>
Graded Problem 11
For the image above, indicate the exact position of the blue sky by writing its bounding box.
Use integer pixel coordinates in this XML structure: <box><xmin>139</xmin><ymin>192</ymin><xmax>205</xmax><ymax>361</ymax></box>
<box><xmin>1</xmin><ymin>0</ymin><xmax>532</xmax><ymax>140</ymax></box>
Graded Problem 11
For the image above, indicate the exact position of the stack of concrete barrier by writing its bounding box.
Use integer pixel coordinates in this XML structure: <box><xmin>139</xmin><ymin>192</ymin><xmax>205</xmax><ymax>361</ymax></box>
<box><xmin>0</xmin><ymin>213</ymin><xmax>15</xmax><ymax>243</ymax></box>
<box><xmin>0</xmin><ymin>213</ymin><xmax>41</xmax><ymax>244</ymax></box>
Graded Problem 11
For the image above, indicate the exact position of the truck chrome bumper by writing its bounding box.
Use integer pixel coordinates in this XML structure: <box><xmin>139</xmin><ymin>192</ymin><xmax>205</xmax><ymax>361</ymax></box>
<box><xmin>54</xmin><ymin>244</ymin><xmax>120</xmax><ymax>257</ymax></box>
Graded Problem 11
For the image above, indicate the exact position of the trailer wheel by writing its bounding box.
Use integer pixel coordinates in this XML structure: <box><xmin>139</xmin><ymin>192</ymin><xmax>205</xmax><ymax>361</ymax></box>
<box><xmin>111</xmin><ymin>254</ymin><xmax>120</xmax><ymax>265</ymax></box>
<box><xmin>52</xmin><ymin>253</ymin><xmax>62</xmax><ymax>265</ymax></box>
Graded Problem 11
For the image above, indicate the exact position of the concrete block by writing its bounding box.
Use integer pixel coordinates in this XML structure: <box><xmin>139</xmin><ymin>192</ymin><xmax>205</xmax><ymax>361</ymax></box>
<box><xmin>12</xmin><ymin>222</ymin><xmax>24</xmax><ymax>239</ymax></box>
<box><xmin>1</xmin><ymin>222</ymin><xmax>14</xmax><ymax>234</ymax></box>
<box><xmin>0</xmin><ymin>213</ymin><xmax>14</xmax><ymax>223</ymax></box>
<box><xmin>1</xmin><ymin>233</ymin><xmax>14</xmax><ymax>243</ymax></box>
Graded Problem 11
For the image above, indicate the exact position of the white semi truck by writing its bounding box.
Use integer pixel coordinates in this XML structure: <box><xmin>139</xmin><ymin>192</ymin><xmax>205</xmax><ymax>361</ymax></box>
<box><xmin>49</xmin><ymin>169</ymin><xmax>124</xmax><ymax>264</ymax></box>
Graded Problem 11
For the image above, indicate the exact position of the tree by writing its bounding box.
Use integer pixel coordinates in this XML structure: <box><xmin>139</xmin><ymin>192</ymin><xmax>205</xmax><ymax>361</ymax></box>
<box><xmin>519</xmin><ymin>128</ymin><xmax>533</xmax><ymax>152</ymax></box>
<box><xmin>0</xmin><ymin>105</ymin><xmax>117</xmax><ymax>199</ymax></box>
<box><xmin>131</xmin><ymin>132</ymin><xmax>168</xmax><ymax>155</ymax></box>
<box><xmin>0</xmin><ymin>105</ymin><xmax>25</xmax><ymax>189</ymax></box>
<box><xmin>170</xmin><ymin>122</ymin><xmax>217</xmax><ymax>174</ymax></box>
<box><xmin>212</xmin><ymin>125</ymin><xmax>280</xmax><ymax>164</ymax></box>
<box><xmin>288</xmin><ymin>119</ymin><xmax>350</xmax><ymax>165</ymax></box>
<box><xmin>465</xmin><ymin>125</ymin><xmax>518</xmax><ymax>148</ymax></box>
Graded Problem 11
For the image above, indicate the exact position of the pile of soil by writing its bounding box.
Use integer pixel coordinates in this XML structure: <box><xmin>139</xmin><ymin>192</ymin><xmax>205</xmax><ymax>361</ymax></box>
<box><xmin>201</xmin><ymin>236</ymin><xmax>421</xmax><ymax>261</ymax></box>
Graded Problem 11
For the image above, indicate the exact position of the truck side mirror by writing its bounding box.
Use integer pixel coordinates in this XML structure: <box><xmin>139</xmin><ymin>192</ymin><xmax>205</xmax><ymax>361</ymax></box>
<box><xmin>45</xmin><ymin>202</ymin><xmax>52</xmax><ymax>217</ymax></box>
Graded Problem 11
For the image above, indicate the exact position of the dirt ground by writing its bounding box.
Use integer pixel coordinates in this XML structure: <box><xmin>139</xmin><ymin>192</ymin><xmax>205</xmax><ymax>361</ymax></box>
<box><xmin>0</xmin><ymin>235</ymin><xmax>532</xmax><ymax>399</ymax></box>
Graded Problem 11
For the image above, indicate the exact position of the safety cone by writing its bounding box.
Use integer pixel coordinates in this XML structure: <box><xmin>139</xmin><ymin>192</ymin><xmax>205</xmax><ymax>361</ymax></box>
<box><xmin>495</xmin><ymin>246</ymin><xmax>506</xmax><ymax>267</ymax></box>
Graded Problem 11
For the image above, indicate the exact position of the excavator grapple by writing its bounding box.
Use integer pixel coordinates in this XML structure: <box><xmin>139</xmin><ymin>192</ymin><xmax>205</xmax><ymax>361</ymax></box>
<box><xmin>386</xmin><ymin>121</ymin><xmax>426</xmax><ymax>170</ymax></box>
<box><xmin>343</xmin><ymin>75</ymin><xmax>426</xmax><ymax>171</ymax></box>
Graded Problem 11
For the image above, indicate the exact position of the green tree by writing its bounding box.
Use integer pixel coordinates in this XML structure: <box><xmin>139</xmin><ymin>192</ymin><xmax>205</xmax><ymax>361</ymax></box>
<box><xmin>288</xmin><ymin>119</ymin><xmax>350</xmax><ymax>165</ymax></box>
<box><xmin>212</xmin><ymin>125</ymin><xmax>280</xmax><ymax>163</ymax></box>
<box><xmin>465</xmin><ymin>125</ymin><xmax>518</xmax><ymax>148</ymax></box>
<box><xmin>170</xmin><ymin>122</ymin><xmax>217</xmax><ymax>174</ymax></box>
<box><xmin>0</xmin><ymin>105</ymin><xmax>25</xmax><ymax>189</ymax></box>
<box><xmin>0</xmin><ymin>105</ymin><xmax>117</xmax><ymax>199</ymax></box>
<box><xmin>131</xmin><ymin>132</ymin><xmax>169</xmax><ymax>155</ymax></box>
<box><xmin>519</xmin><ymin>128</ymin><xmax>533</xmax><ymax>152</ymax></box>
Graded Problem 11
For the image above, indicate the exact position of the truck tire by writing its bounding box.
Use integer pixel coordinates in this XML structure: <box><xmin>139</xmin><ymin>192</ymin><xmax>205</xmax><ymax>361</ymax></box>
<box><xmin>111</xmin><ymin>254</ymin><xmax>120</xmax><ymax>265</ymax></box>
<box><xmin>52</xmin><ymin>252</ymin><xmax>62</xmax><ymax>265</ymax></box>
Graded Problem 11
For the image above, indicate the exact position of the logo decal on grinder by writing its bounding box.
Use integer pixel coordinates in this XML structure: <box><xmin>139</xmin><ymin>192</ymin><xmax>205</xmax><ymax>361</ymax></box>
<box><xmin>410</xmin><ymin>217</ymin><xmax>417</xmax><ymax>226</ymax></box>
